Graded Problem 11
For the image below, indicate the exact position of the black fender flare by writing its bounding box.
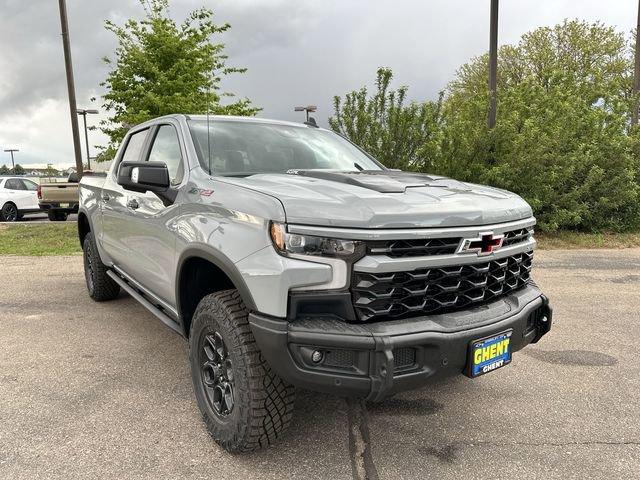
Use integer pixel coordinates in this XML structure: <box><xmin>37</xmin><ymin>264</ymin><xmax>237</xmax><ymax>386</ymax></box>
<box><xmin>77</xmin><ymin>208</ymin><xmax>93</xmax><ymax>245</ymax></box>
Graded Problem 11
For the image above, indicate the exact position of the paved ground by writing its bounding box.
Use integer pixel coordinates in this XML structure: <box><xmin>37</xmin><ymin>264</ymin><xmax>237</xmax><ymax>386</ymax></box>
<box><xmin>0</xmin><ymin>250</ymin><xmax>639</xmax><ymax>479</ymax></box>
<box><xmin>0</xmin><ymin>213</ymin><xmax>78</xmax><ymax>224</ymax></box>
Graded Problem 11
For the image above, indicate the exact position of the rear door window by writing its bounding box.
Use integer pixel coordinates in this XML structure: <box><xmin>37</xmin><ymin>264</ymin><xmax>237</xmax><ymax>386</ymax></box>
<box><xmin>5</xmin><ymin>179</ymin><xmax>25</xmax><ymax>190</ymax></box>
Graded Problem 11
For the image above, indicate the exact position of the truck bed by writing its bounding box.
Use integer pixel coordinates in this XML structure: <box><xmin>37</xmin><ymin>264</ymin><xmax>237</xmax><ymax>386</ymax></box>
<box><xmin>39</xmin><ymin>182</ymin><xmax>79</xmax><ymax>205</ymax></box>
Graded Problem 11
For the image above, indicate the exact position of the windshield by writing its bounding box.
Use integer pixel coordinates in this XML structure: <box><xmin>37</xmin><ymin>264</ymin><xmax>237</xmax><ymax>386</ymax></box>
<box><xmin>187</xmin><ymin>119</ymin><xmax>383</xmax><ymax>175</ymax></box>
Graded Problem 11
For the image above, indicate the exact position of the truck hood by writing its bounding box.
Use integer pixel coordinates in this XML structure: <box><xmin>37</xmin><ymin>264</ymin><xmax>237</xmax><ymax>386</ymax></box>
<box><xmin>221</xmin><ymin>170</ymin><xmax>533</xmax><ymax>228</ymax></box>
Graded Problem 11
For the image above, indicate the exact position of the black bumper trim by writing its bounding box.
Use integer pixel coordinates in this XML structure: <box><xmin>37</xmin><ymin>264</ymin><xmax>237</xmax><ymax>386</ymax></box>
<box><xmin>249</xmin><ymin>285</ymin><xmax>552</xmax><ymax>401</ymax></box>
<box><xmin>39</xmin><ymin>203</ymin><xmax>79</xmax><ymax>213</ymax></box>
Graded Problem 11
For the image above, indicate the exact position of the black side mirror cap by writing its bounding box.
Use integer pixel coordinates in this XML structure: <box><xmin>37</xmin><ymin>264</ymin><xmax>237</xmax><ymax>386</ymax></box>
<box><xmin>117</xmin><ymin>161</ymin><xmax>170</xmax><ymax>193</ymax></box>
<box><xmin>117</xmin><ymin>161</ymin><xmax>177</xmax><ymax>206</ymax></box>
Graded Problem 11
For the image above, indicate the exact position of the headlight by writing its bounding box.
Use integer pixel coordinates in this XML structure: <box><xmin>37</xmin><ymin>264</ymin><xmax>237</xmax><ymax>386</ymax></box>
<box><xmin>270</xmin><ymin>222</ymin><xmax>363</xmax><ymax>258</ymax></box>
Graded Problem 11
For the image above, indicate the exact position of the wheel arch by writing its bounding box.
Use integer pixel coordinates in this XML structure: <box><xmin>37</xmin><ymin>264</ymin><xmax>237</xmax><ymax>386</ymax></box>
<box><xmin>176</xmin><ymin>246</ymin><xmax>257</xmax><ymax>338</ymax></box>
<box><xmin>77</xmin><ymin>210</ymin><xmax>91</xmax><ymax>247</ymax></box>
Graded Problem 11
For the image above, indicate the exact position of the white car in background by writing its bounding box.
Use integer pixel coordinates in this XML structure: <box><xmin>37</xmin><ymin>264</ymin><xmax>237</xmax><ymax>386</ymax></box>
<box><xmin>0</xmin><ymin>177</ymin><xmax>40</xmax><ymax>222</ymax></box>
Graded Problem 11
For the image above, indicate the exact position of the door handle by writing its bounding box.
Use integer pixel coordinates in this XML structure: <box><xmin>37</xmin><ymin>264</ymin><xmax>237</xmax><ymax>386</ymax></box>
<box><xmin>127</xmin><ymin>198</ymin><xmax>139</xmax><ymax>210</ymax></box>
<box><xmin>102</xmin><ymin>194</ymin><xmax>110</xmax><ymax>202</ymax></box>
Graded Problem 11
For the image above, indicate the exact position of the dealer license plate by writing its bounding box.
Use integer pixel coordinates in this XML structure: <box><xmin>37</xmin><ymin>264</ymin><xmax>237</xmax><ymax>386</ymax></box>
<box><xmin>468</xmin><ymin>330</ymin><xmax>512</xmax><ymax>378</ymax></box>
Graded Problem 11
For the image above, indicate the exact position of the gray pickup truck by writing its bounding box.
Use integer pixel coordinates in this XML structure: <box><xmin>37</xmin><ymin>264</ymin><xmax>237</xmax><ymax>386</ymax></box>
<box><xmin>78</xmin><ymin>114</ymin><xmax>552</xmax><ymax>452</ymax></box>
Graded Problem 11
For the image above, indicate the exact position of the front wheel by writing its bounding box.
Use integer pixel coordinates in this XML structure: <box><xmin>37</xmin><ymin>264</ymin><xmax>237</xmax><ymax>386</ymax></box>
<box><xmin>0</xmin><ymin>202</ymin><xmax>18</xmax><ymax>222</ymax></box>
<box><xmin>189</xmin><ymin>290</ymin><xmax>295</xmax><ymax>453</ymax></box>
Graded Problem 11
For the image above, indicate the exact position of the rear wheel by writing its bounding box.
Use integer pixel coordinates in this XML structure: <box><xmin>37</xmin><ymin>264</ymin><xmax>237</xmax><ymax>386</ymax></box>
<box><xmin>0</xmin><ymin>202</ymin><xmax>18</xmax><ymax>222</ymax></box>
<box><xmin>189</xmin><ymin>290</ymin><xmax>295</xmax><ymax>453</ymax></box>
<box><xmin>83</xmin><ymin>232</ymin><xmax>120</xmax><ymax>301</ymax></box>
<box><xmin>48</xmin><ymin>210</ymin><xmax>68</xmax><ymax>221</ymax></box>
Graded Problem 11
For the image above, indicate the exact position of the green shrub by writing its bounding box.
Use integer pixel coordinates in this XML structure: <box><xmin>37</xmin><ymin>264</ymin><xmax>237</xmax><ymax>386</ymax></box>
<box><xmin>438</xmin><ymin>20</ymin><xmax>640</xmax><ymax>232</ymax></box>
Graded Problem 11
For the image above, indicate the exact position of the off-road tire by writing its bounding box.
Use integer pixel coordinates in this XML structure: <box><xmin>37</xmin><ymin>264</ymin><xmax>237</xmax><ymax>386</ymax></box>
<box><xmin>83</xmin><ymin>232</ymin><xmax>120</xmax><ymax>301</ymax></box>
<box><xmin>189</xmin><ymin>290</ymin><xmax>295</xmax><ymax>453</ymax></box>
<box><xmin>48</xmin><ymin>210</ymin><xmax>68</xmax><ymax>221</ymax></box>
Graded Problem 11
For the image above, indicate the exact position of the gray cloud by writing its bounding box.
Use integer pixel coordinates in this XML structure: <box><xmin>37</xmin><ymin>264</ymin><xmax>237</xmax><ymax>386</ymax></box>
<box><xmin>0</xmin><ymin>0</ymin><xmax>637</xmax><ymax>166</ymax></box>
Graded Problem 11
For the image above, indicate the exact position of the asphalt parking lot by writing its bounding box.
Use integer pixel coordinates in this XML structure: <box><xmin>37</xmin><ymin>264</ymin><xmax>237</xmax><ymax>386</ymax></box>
<box><xmin>1</xmin><ymin>250</ymin><xmax>639</xmax><ymax>479</ymax></box>
<box><xmin>0</xmin><ymin>213</ymin><xmax>78</xmax><ymax>224</ymax></box>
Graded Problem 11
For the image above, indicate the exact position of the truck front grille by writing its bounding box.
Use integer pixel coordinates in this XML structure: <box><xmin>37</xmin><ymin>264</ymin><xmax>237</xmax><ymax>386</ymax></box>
<box><xmin>365</xmin><ymin>227</ymin><xmax>533</xmax><ymax>258</ymax></box>
<box><xmin>351</xmin><ymin>251</ymin><xmax>533</xmax><ymax>322</ymax></box>
<box><xmin>367</xmin><ymin>237</ymin><xmax>462</xmax><ymax>257</ymax></box>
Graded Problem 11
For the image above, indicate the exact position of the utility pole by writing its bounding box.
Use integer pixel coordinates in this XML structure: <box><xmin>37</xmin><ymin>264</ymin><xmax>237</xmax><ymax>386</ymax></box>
<box><xmin>488</xmin><ymin>0</ymin><xmax>499</xmax><ymax>129</ymax></box>
<box><xmin>4</xmin><ymin>149</ymin><xmax>18</xmax><ymax>172</ymax></box>
<box><xmin>633</xmin><ymin>0</ymin><xmax>640</xmax><ymax>125</ymax></box>
<box><xmin>77</xmin><ymin>108</ymin><xmax>99</xmax><ymax>169</ymax></box>
<box><xmin>58</xmin><ymin>0</ymin><xmax>84</xmax><ymax>177</ymax></box>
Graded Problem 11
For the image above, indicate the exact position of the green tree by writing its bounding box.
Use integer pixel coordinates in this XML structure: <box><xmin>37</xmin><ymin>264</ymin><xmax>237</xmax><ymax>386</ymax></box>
<box><xmin>0</xmin><ymin>164</ymin><xmax>8</xmax><ymax>175</ymax></box>
<box><xmin>329</xmin><ymin>67</ymin><xmax>442</xmax><ymax>171</ymax></box>
<box><xmin>99</xmin><ymin>0</ymin><xmax>259</xmax><ymax>160</ymax></box>
<box><xmin>438</xmin><ymin>20</ymin><xmax>640</xmax><ymax>232</ymax></box>
<box><xmin>13</xmin><ymin>164</ymin><xmax>25</xmax><ymax>175</ymax></box>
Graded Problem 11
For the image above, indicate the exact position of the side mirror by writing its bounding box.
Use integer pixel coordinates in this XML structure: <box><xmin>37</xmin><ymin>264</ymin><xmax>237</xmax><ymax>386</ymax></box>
<box><xmin>68</xmin><ymin>172</ymin><xmax>79</xmax><ymax>183</ymax></box>
<box><xmin>117</xmin><ymin>161</ymin><xmax>170</xmax><ymax>194</ymax></box>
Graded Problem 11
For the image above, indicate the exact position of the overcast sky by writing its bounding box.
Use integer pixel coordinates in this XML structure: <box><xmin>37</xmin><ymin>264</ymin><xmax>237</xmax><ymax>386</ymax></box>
<box><xmin>0</xmin><ymin>0</ymin><xmax>637</xmax><ymax>167</ymax></box>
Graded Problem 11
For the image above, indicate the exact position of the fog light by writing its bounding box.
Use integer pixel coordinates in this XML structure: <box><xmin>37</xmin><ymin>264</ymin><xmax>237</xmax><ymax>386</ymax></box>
<box><xmin>311</xmin><ymin>350</ymin><xmax>323</xmax><ymax>363</ymax></box>
<box><xmin>541</xmin><ymin>316</ymin><xmax>548</xmax><ymax>323</ymax></box>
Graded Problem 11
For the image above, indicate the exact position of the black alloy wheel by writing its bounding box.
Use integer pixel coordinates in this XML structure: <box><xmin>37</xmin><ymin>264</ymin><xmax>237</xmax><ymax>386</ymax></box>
<box><xmin>1</xmin><ymin>203</ymin><xmax>18</xmax><ymax>222</ymax></box>
<box><xmin>200</xmin><ymin>331</ymin><xmax>235</xmax><ymax>417</ymax></box>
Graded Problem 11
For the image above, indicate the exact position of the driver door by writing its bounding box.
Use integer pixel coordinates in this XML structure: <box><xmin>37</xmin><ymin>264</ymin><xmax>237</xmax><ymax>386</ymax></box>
<box><xmin>117</xmin><ymin>122</ymin><xmax>186</xmax><ymax>307</ymax></box>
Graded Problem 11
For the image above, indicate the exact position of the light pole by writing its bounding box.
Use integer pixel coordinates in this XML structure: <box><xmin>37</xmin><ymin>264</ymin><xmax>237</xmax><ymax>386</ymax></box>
<box><xmin>4</xmin><ymin>149</ymin><xmax>18</xmax><ymax>173</ymax></box>
<box><xmin>77</xmin><ymin>108</ymin><xmax>99</xmax><ymax>169</ymax></box>
<box><xmin>58</xmin><ymin>0</ymin><xmax>84</xmax><ymax>177</ymax></box>
<box><xmin>294</xmin><ymin>105</ymin><xmax>317</xmax><ymax>122</ymax></box>
<box><xmin>488</xmin><ymin>0</ymin><xmax>499</xmax><ymax>129</ymax></box>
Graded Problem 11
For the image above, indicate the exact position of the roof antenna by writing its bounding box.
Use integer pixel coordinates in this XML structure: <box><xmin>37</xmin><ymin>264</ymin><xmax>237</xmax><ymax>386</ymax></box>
<box><xmin>304</xmin><ymin>116</ymin><xmax>318</xmax><ymax>128</ymax></box>
<box><xmin>206</xmin><ymin>82</ymin><xmax>212</xmax><ymax>174</ymax></box>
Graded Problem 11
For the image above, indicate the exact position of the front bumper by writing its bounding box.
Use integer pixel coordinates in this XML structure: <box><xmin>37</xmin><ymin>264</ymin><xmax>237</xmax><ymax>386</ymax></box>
<box><xmin>249</xmin><ymin>284</ymin><xmax>552</xmax><ymax>401</ymax></box>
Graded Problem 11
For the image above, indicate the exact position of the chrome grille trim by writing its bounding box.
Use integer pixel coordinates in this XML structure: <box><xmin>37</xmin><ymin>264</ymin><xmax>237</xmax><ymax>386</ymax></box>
<box><xmin>287</xmin><ymin>217</ymin><xmax>536</xmax><ymax>241</ymax></box>
<box><xmin>353</xmin><ymin>239</ymin><xmax>535</xmax><ymax>273</ymax></box>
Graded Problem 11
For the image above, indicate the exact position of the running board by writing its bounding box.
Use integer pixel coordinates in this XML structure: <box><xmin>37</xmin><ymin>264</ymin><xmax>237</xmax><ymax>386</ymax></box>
<box><xmin>106</xmin><ymin>270</ymin><xmax>182</xmax><ymax>336</ymax></box>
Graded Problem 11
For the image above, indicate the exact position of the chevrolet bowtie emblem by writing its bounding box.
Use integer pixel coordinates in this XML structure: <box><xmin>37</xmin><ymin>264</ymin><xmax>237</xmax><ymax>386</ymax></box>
<box><xmin>459</xmin><ymin>232</ymin><xmax>504</xmax><ymax>256</ymax></box>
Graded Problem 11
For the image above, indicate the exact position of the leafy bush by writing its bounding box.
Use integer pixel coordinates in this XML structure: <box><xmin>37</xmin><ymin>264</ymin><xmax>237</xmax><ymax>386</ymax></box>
<box><xmin>329</xmin><ymin>68</ymin><xmax>442</xmax><ymax>172</ymax></box>
<box><xmin>439</xmin><ymin>20</ymin><xmax>640</xmax><ymax>232</ymax></box>
<box><xmin>331</xmin><ymin>21</ymin><xmax>640</xmax><ymax>232</ymax></box>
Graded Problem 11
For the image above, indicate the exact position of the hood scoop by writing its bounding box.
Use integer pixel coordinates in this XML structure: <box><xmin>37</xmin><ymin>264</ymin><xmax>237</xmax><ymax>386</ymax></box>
<box><xmin>291</xmin><ymin>170</ymin><xmax>471</xmax><ymax>193</ymax></box>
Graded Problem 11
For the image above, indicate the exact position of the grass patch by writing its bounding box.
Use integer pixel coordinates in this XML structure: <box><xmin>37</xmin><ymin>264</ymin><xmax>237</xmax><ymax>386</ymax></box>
<box><xmin>0</xmin><ymin>223</ymin><xmax>81</xmax><ymax>256</ymax></box>
<box><xmin>536</xmin><ymin>231</ymin><xmax>640</xmax><ymax>250</ymax></box>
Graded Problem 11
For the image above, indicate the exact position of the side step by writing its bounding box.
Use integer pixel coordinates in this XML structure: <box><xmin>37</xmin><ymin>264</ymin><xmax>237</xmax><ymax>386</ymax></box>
<box><xmin>106</xmin><ymin>270</ymin><xmax>183</xmax><ymax>336</ymax></box>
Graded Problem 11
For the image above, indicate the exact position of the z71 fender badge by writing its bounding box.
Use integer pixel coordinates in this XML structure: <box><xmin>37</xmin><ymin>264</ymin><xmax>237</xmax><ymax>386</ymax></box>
<box><xmin>189</xmin><ymin>187</ymin><xmax>214</xmax><ymax>197</ymax></box>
